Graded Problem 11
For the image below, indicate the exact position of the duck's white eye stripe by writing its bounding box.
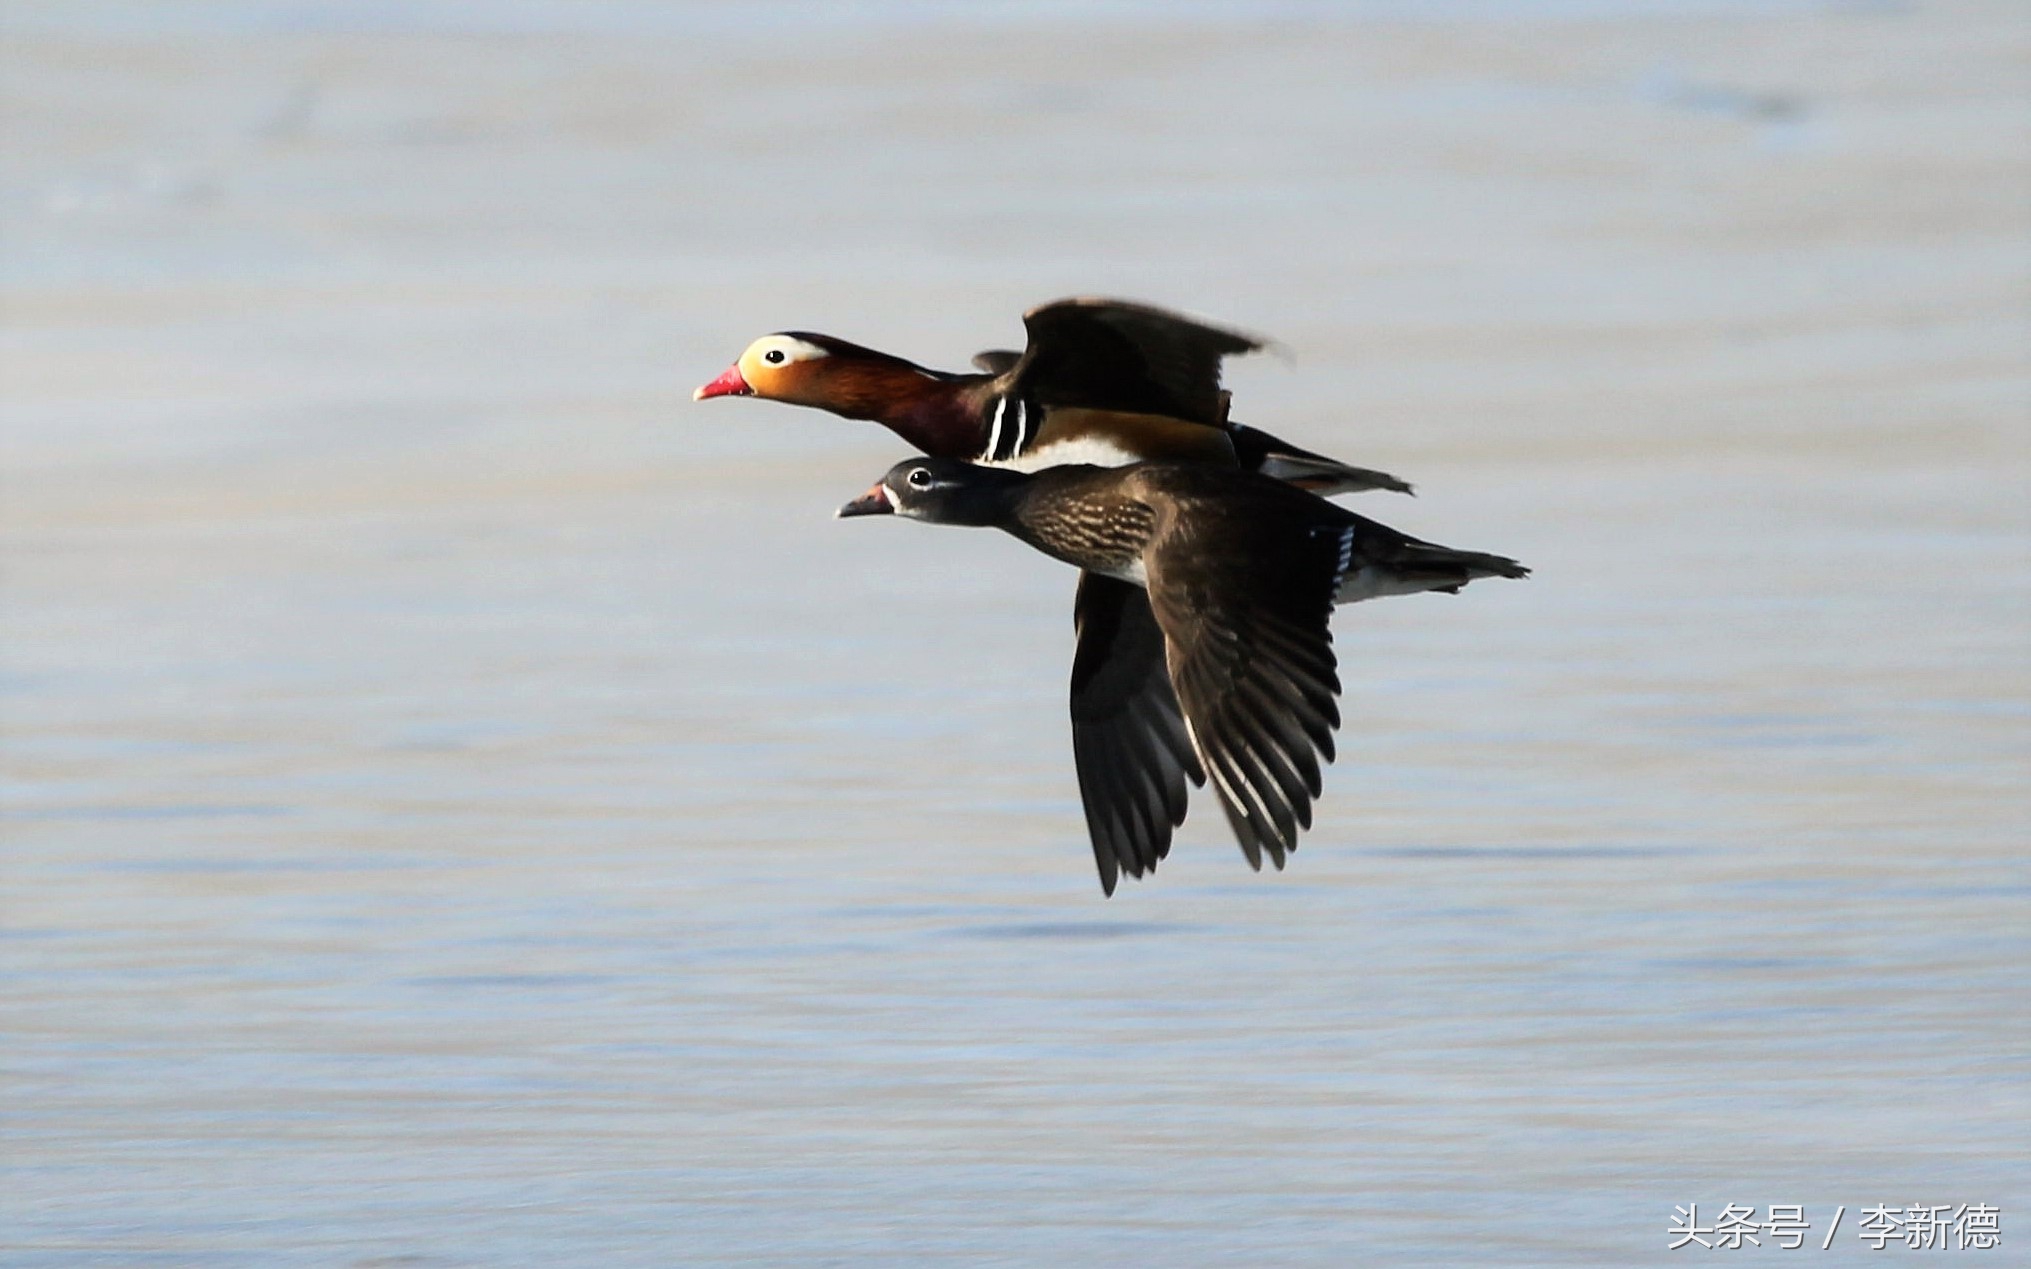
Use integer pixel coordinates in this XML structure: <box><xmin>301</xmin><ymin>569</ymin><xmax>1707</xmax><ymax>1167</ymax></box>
<box><xmin>755</xmin><ymin>336</ymin><xmax>829</xmax><ymax>364</ymax></box>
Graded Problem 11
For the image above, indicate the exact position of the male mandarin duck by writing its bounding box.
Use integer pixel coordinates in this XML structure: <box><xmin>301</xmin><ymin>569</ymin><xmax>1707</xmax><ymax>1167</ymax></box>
<box><xmin>838</xmin><ymin>458</ymin><xmax>1528</xmax><ymax>895</ymax></box>
<box><xmin>693</xmin><ymin>297</ymin><xmax>1412</xmax><ymax>496</ymax></box>
<box><xmin>695</xmin><ymin>298</ymin><xmax>1418</xmax><ymax>892</ymax></box>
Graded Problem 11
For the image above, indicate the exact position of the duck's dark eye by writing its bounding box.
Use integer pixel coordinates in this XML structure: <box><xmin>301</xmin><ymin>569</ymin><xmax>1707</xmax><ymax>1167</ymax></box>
<box><xmin>763</xmin><ymin>349</ymin><xmax>787</xmax><ymax>365</ymax></box>
<box><xmin>906</xmin><ymin>467</ymin><xmax>934</xmax><ymax>489</ymax></box>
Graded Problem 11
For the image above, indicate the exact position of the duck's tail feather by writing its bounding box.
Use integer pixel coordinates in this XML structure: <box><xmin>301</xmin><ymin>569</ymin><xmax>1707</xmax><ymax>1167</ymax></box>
<box><xmin>1396</xmin><ymin>543</ymin><xmax>1531</xmax><ymax>584</ymax></box>
<box><xmin>1228</xmin><ymin>423</ymin><xmax>1415</xmax><ymax>496</ymax></box>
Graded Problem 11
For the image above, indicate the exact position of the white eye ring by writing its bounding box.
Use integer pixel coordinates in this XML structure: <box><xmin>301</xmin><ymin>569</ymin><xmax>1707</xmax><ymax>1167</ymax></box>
<box><xmin>906</xmin><ymin>467</ymin><xmax>933</xmax><ymax>489</ymax></box>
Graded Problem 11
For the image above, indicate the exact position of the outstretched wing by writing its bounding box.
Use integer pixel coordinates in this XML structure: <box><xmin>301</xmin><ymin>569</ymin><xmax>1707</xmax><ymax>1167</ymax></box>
<box><xmin>1144</xmin><ymin>507</ymin><xmax>1347</xmax><ymax>871</ymax></box>
<box><xmin>1005</xmin><ymin>297</ymin><xmax>1267</xmax><ymax>427</ymax></box>
<box><xmin>1069</xmin><ymin>572</ymin><xmax>1204</xmax><ymax>895</ymax></box>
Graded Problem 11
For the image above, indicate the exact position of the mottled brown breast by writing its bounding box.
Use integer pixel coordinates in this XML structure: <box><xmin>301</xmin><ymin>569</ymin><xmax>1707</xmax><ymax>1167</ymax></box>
<box><xmin>1010</xmin><ymin>468</ymin><xmax>1160</xmax><ymax>582</ymax></box>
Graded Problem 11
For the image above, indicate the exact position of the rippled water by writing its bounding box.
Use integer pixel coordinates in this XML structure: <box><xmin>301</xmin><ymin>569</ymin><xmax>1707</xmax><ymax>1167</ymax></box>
<box><xmin>4</xmin><ymin>2</ymin><xmax>2027</xmax><ymax>1265</ymax></box>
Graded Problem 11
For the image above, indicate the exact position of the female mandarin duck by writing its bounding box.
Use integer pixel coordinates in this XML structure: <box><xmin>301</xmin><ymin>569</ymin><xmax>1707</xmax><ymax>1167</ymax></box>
<box><xmin>695</xmin><ymin>298</ymin><xmax>1418</xmax><ymax>892</ymax></box>
<box><xmin>838</xmin><ymin>457</ymin><xmax>1528</xmax><ymax>895</ymax></box>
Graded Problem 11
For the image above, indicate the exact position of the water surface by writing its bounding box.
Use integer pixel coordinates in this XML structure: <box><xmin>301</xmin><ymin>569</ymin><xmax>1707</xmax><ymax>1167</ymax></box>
<box><xmin>4</xmin><ymin>2</ymin><xmax>2026</xmax><ymax>1264</ymax></box>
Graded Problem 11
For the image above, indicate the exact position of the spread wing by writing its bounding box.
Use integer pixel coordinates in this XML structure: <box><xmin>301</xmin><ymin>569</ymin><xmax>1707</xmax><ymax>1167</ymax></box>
<box><xmin>1145</xmin><ymin>509</ymin><xmax>1346</xmax><ymax>871</ymax></box>
<box><xmin>1006</xmin><ymin>297</ymin><xmax>1267</xmax><ymax>427</ymax></box>
<box><xmin>1069</xmin><ymin>572</ymin><xmax>1204</xmax><ymax>895</ymax></box>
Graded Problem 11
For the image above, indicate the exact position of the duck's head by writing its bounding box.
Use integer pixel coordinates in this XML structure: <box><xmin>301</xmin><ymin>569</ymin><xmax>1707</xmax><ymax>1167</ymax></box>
<box><xmin>835</xmin><ymin>457</ymin><xmax>1027</xmax><ymax>527</ymax></box>
<box><xmin>693</xmin><ymin>333</ymin><xmax>835</xmax><ymax>404</ymax></box>
<box><xmin>694</xmin><ymin>332</ymin><xmax>938</xmax><ymax>419</ymax></box>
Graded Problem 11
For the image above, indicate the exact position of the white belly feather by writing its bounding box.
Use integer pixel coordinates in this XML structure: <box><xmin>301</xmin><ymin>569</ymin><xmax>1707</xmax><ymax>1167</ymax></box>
<box><xmin>1092</xmin><ymin>557</ymin><xmax>1150</xmax><ymax>587</ymax></box>
<box><xmin>986</xmin><ymin>435</ymin><xmax>1146</xmax><ymax>473</ymax></box>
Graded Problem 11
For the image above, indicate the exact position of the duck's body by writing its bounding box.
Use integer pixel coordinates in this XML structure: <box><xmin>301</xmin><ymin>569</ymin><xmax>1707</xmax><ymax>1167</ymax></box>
<box><xmin>995</xmin><ymin>462</ymin><xmax>1522</xmax><ymax>605</ymax></box>
<box><xmin>840</xmin><ymin>458</ymin><xmax>1529</xmax><ymax>894</ymax></box>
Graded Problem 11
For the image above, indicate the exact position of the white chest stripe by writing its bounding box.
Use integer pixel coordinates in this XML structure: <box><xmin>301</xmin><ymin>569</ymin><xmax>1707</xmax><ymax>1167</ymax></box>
<box><xmin>982</xmin><ymin>394</ymin><xmax>1032</xmax><ymax>462</ymax></box>
<box><xmin>986</xmin><ymin>396</ymin><xmax>1009</xmax><ymax>462</ymax></box>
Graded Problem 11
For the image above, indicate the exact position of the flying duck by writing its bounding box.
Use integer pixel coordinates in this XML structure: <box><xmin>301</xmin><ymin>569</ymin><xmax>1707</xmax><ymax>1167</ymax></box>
<box><xmin>837</xmin><ymin>458</ymin><xmax>1529</xmax><ymax>895</ymax></box>
<box><xmin>693</xmin><ymin>297</ymin><xmax>1412</xmax><ymax>497</ymax></box>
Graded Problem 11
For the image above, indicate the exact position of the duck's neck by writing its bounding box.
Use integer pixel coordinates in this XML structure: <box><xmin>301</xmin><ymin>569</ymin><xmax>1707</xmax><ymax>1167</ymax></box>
<box><xmin>886</xmin><ymin>391</ymin><xmax>993</xmax><ymax>459</ymax></box>
<box><xmin>934</xmin><ymin>467</ymin><xmax>1036</xmax><ymax>529</ymax></box>
<box><xmin>822</xmin><ymin>361</ymin><xmax>987</xmax><ymax>458</ymax></box>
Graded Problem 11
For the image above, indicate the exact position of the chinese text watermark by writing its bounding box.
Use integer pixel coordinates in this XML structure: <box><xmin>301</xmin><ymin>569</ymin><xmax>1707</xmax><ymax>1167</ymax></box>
<box><xmin>1670</xmin><ymin>1204</ymin><xmax>2000</xmax><ymax>1251</ymax></box>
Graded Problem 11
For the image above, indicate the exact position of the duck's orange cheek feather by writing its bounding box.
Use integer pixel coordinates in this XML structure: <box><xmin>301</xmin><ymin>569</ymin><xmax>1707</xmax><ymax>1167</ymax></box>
<box><xmin>693</xmin><ymin>364</ymin><xmax>752</xmax><ymax>400</ymax></box>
